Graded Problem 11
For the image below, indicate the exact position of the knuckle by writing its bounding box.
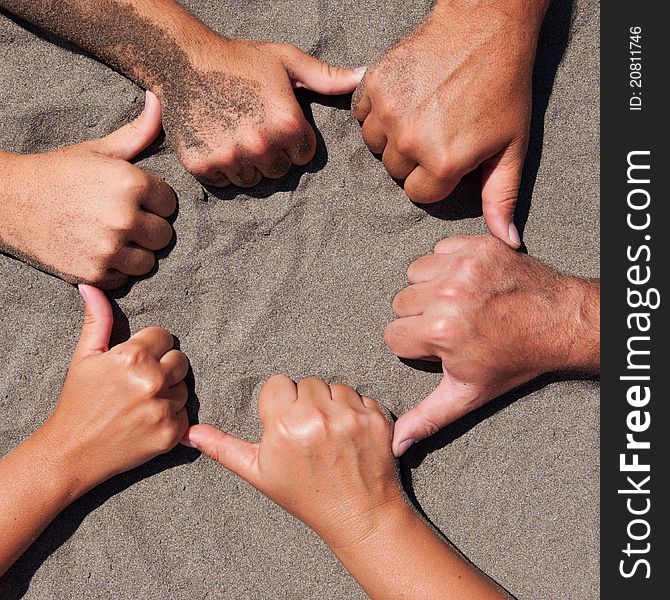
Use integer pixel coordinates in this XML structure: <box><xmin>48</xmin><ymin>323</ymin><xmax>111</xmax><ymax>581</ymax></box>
<box><xmin>432</xmin><ymin>157</ymin><xmax>458</xmax><ymax>181</ymax></box>
<box><xmin>276</xmin><ymin>112</ymin><xmax>304</xmax><ymax>135</ymax></box>
<box><xmin>246</xmin><ymin>133</ymin><xmax>271</xmax><ymax>157</ymax></box>
<box><xmin>395</xmin><ymin>132</ymin><xmax>417</xmax><ymax>157</ymax></box>
<box><xmin>158</xmin><ymin>418</ymin><xmax>181</xmax><ymax>451</ymax></box>
<box><xmin>369</xmin><ymin>410</ymin><xmax>391</xmax><ymax>436</ymax></box>
<box><xmin>113</xmin><ymin>210</ymin><xmax>139</xmax><ymax>234</ymax></box>
<box><xmin>97</xmin><ymin>236</ymin><xmax>122</xmax><ymax>262</ymax></box>
<box><xmin>333</xmin><ymin>410</ymin><xmax>361</xmax><ymax>435</ymax></box>
<box><xmin>181</xmin><ymin>153</ymin><xmax>214</xmax><ymax>178</ymax></box>
<box><xmin>141</xmin><ymin>371</ymin><xmax>166</xmax><ymax>397</ymax></box>
<box><xmin>435</xmin><ymin>279</ymin><xmax>456</xmax><ymax>299</ymax></box>
<box><xmin>428</xmin><ymin>317</ymin><xmax>451</xmax><ymax>341</ymax></box>
<box><xmin>118</xmin><ymin>168</ymin><xmax>150</xmax><ymax>197</ymax></box>
<box><xmin>453</xmin><ymin>256</ymin><xmax>479</xmax><ymax>279</ymax></box>
<box><xmin>116</xmin><ymin>343</ymin><xmax>149</xmax><ymax>368</ymax></box>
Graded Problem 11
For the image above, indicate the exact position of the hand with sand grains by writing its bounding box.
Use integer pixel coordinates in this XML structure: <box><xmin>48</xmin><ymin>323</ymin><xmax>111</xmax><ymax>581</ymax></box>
<box><xmin>385</xmin><ymin>236</ymin><xmax>600</xmax><ymax>456</ymax></box>
<box><xmin>0</xmin><ymin>285</ymin><xmax>190</xmax><ymax>576</ymax></box>
<box><xmin>1</xmin><ymin>0</ymin><xmax>364</xmax><ymax>188</ymax></box>
<box><xmin>352</xmin><ymin>0</ymin><xmax>552</xmax><ymax>247</ymax></box>
<box><xmin>183</xmin><ymin>376</ymin><xmax>509</xmax><ymax>599</ymax></box>
<box><xmin>0</xmin><ymin>91</ymin><xmax>175</xmax><ymax>289</ymax></box>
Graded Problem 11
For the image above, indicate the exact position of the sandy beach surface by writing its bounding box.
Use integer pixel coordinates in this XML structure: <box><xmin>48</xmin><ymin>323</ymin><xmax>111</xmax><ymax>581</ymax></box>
<box><xmin>0</xmin><ymin>0</ymin><xmax>599</xmax><ymax>598</ymax></box>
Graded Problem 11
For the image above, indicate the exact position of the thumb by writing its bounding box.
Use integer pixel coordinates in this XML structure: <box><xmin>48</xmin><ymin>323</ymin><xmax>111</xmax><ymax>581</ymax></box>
<box><xmin>285</xmin><ymin>48</ymin><xmax>365</xmax><ymax>95</ymax></box>
<box><xmin>72</xmin><ymin>284</ymin><xmax>113</xmax><ymax>362</ymax></box>
<box><xmin>87</xmin><ymin>90</ymin><xmax>163</xmax><ymax>161</ymax></box>
<box><xmin>481</xmin><ymin>145</ymin><xmax>524</xmax><ymax>249</ymax></box>
<box><xmin>392</xmin><ymin>375</ymin><xmax>474</xmax><ymax>457</ymax></box>
<box><xmin>182</xmin><ymin>424</ymin><xmax>260</xmax><ymax>485</ymax></box>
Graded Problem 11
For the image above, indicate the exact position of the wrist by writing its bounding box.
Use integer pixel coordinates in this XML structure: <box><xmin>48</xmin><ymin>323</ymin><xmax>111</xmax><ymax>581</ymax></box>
<box><xmin>10</xmin><ymin>424</ymin><xmax>91</xmax><ymax>511</ymax></box>
<box><xmin>538</xmin><ymin>276</ymin><xmax>600</xmax><ymax>375</ymax></box>
<box><xmin>431</xmin><ymin>0</ymin><xmax>549</xmax><ymax>66</ymax></box>
<box><xmin>325</xmin><ymin>495</ymin><xmax>416</xmax><ymax>557</ymax></box>
<box><xmin>31</xmin><ymin>419</ymin><xmax>99</xmax><ymax>501</ymax></box>
<box><xmin>561</xmin><ymin>278</ymin><xmax>600</xmax><ymax>373</ymax></box>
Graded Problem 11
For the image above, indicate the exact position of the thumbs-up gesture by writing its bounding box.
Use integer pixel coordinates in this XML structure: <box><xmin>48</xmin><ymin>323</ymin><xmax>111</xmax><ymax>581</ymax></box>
<box><xmin>0</xmin><ymin>285</ymin><xmax>190</xmax><ymax>574</ymax></box>
<box><xmin>157</xmin><ymin>40</ymin><xmax>364</xmax><ymax>188</ymax></box>
<box><xmin>0</xmin><ymin>91</ymin><xmax>175</xmax><ymax>289</ymax></box>
<box><xmin>41</xmin><ymin>285</ymin><xmax>190</xmax><ymax>494</ymax></box>
<box><xmin>385</xmin><ymin>236</ymin><xmax>601</xmax><ymax>456</ymax></box>
<box><xmin>183</xmin><ymin>376</ymin><xmax>404</xmax><ymax>551</ymax></box>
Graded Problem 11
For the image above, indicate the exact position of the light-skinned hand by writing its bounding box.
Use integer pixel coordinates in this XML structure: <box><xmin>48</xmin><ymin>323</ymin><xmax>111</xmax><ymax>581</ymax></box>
<box><xmin>353</xmin><ymin>0</ymin><xmax>551</xmax><ymax>247</ymax></box>
<box><xmin>182</xmin><ymin>376</ymin><xmax>402</xmax><ymax>550</ymax></box>
<box><xmin>0</xmin><ymin>91</ymin><xmax>175</xmax><ymax>289</ymax></box>
<box><xmin>385</xmin><ymin>236</ymin><xmax>600</xmax><ymax>456</ymax></box>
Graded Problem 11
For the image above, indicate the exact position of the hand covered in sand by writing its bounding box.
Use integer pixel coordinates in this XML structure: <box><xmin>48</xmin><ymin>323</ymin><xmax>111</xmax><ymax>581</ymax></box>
<box><xmin>39</xmin><ymin>285</ymin><xmax>190</xmax><ymax>491</ymax></box>
<box><xmin>0</xmin><ymin>92</ymin><xmax>175</xmax><ymax>289</ymax></box>
<box><xmin>353</xmin><ymin>0</ymin><xmax>550</xmax><ymax>247</ymax></box>
<box><xmin>155</xmin><ymin>39</ymin><xmax>363</xmax><ymax>188</ymax></box>
<box><xmin>0</xmin><ymin>285</ymin><xmax>189</xmax><ymax>574</ymax></box>
<box><xmin>385</xmin><ymin>236</ymin><xmax>600</xmax><ymax>456</ymax></box>
<box><xmin>184</xmin><ymin>376</ymin><xmax>404</xmax><ymax>549</ymax></box>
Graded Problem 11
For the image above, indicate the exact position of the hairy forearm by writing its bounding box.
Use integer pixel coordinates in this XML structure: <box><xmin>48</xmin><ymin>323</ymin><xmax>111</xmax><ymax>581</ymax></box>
<box><xmin>0</xmin><ymin>426</ymin><xmax>84</xmax><ymax>576</ymax></box>
<box><xmin>434</xmin><ymin>0</ymin><xmax>551</xmax><ymax>29</ymax></box>
<box><xmin>564</xmin><ymin>278</ymin><xmax>600</xmax><ymax>373</ymax></box>
<box><xmin>329</xmin><ymin>501</ymin><xmax>508</xmax><ymax>600</ymax></box>
<box><xmin>0</xmin><ymin>0</ymin><xmax>219</xmax><ymax>91</ymax></box>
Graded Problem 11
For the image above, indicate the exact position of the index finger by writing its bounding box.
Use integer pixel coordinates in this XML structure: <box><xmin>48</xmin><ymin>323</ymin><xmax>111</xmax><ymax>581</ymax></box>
<box><xmin>141</xmin><ymin>174</ymin><xmax>177</xmax><ymax>218</ymax></box>
<box><xmin>406</xmin><ymin>253</ymin><xmax>453</xmax><ymax>284</ymax></box>
<box><xmin>127</xmin><ymin>326</ymin><xmax>175</xmax><ymax>359</ymax></box>
<box><xmin>258</xmin><ymin>375</ymin><xmax>298</xmax><ymax>425</ymax></box>
<box><xmin>352</xmin><ymin>82</ymin><xmax>371</xmax><ymax>122</ymax></box>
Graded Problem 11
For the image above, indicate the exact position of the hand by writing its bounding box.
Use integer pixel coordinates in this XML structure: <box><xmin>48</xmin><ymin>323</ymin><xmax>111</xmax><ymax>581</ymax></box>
<box><xmin>0</xmin><ymin>92</ymin><xmax>175</xmax><ymax>289</ymax></box>
<box><xmin>353</xmin><ymin>0</ymin><xmax>549</xmax><ymax>247</ymax></box>
<box><xmin>183</xmin><ymin>376</ymin><xmax>404</xmax><ymax>549</ymax></box>
<box><xmin>385</xmin><ymin>236</ymin><xmax>600</xmax><ymax>456</ymax></box>
<box><xmin>38</xmin><ymin>284</ymin><xmax>190</xmax><ymax>494</ymax></box>
<box><xmin>155</xmin><ymin>39</ymin><xmax>364</xmax><ymax>188</ymax></box>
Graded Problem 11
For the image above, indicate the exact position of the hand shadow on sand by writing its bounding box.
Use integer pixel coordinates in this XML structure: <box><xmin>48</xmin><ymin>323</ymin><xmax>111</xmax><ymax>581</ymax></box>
<box><xmin>201</xmin><ymin>89</ymin><xmax>348</xmax><ymax>202</ymax></box>
<box><xmin>386</xmin><ymin>0</ymin><xmax>575</xmax><ymax>239</ymax></box>
<box><xmin>0</xmin><ymin>304</ymin><xmax>202</xmax><ymax>600</ymax></box>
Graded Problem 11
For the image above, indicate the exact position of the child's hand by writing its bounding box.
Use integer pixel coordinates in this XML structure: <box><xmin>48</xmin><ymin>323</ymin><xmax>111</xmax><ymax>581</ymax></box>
<box><xmin>183</xmin><ymin>376</ymin><xmax>405</xmax><ymax>549</ymax></box>
<box><xmin>0</xmin><ymin>92</ymin><xmax>175</xmax><ymax>289</ymax></box>
<box><xmin>38</xmin><ymin>285</ymin><xmax>190</xmax><ymax>496</ymax></box>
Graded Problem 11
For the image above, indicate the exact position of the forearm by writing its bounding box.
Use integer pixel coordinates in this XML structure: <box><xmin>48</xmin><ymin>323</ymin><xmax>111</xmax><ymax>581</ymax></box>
<box><xmin>0</xmin><ymin>425</ymin><xmax>86</xmax><ymax>576</ymax></box>
<box><xmin>328</xmin><ymin>501</ymin><xmax>508</xmax><ymax>600</ymax></box>
<box><xmin>433</xmin><ymin>0</ymin><xmax>551</xmax><ymax>29</ymax></box>
<box><xmin>564</xmin><ymin>278</ymin><xmax>600</xmax><ymax>373</ymax></box>
<box><xmin>0</xmin><ymin>0</ymin><xmax>219</xmax><ymax>92</ymax></box>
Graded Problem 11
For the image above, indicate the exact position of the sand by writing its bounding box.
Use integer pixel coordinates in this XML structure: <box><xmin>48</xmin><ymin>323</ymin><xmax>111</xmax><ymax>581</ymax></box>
<box><xmin>0</xmin><ymin>0</ymin><xmax>600</xmax><ymax>598</ymax></box>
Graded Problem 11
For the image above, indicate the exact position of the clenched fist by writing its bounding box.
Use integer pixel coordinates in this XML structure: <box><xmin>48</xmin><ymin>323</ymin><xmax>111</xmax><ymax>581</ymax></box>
<box><xmin>0</xmin><ymin>285</ymin><xmax>190</xmax><ymax>574</ymax></box>
<box><xmin>157</xmin><ymin>39</ymin><xmax>364</xmax><ymax>188</ymax></box>
<box><xmin>0</xmin><ymin>92</ymin><xmax>175</xmax><ymax>289</ymax></box>
<box><xmin>385</xmin><ymin>236</ymin><xmax>600</xmax><ymax>456</ymax></box>
<box><xmin>353</xmin><ymin>0</ymin><xmax>551</xmax><ymax>246</ymax></box>
<box><xmin>44</xmin><ymin>285</ymin><xmax>190</xmax><ymax>490</ymax></box>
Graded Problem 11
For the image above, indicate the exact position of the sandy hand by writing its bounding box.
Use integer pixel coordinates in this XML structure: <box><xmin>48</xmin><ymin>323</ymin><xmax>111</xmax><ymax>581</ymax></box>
<box><xmin>36</xmin><ymin>285</ymin><xmax>190</xmax><ymax>495</ymax></box>
<box><xmin>353</xmin><ymin>1</ymin><xmax>549</xmax><ymax>247</ymax></box>
<box><xmin>0</xmin><ymin>91</ymin><xmax>175</xmax><ymax>289</ymax></box>
<box><xmin>384</xmin><ymin>236</ymin><xmax>600</xmax><ymax>456</ymax></box>
<box><xmin>183</xmin><ymin>376</ymin><xmax>404</xmax><ymax>549</ymax></box>
<box><xmin>155</xmin><ymin>40</ymin><xmax>363</xmax><ymax>188</ymax></box>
